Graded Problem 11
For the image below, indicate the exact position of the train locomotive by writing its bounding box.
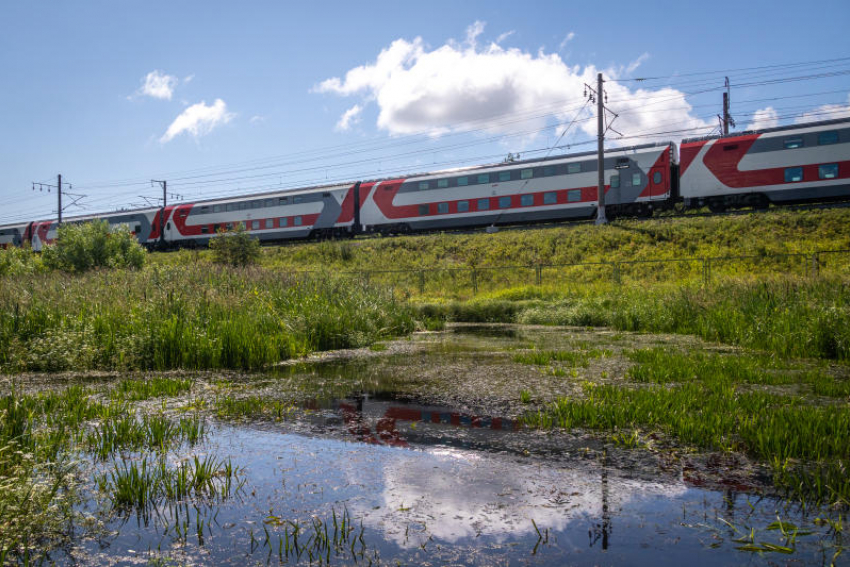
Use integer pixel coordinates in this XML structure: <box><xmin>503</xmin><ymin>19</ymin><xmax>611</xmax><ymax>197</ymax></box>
<box><xmin>1</xmin><ymin>117</ymin><xmax>848</xmax><ymax>250</ymax></box>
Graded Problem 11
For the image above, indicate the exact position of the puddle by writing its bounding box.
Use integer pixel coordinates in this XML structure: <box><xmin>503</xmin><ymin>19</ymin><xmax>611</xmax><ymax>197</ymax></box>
<box><xmin>19</xmin><ymin>326</ymin><xmax>850</xmax><ymax>565</ymax></box>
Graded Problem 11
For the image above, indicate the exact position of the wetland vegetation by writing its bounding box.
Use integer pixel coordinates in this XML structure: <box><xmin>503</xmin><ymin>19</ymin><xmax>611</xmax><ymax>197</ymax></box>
<box><xmin>0</xmin><ymin>208</ymin><xmax>848</xmax><ymax>564</ymax></box>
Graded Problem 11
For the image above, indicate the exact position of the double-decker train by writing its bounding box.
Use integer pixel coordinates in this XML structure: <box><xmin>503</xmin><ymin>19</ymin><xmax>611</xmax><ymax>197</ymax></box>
<box><xmin>1</xmin><ymin>117</ymin><xmax>848</xmax><ymax>251</ymax></box>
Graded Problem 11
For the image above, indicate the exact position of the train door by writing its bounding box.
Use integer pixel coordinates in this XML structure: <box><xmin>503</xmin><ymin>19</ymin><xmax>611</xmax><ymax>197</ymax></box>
<box><xmin>648</xmin><ymin>164</ymin><xmax>668</xmax><ymax>199</ymax></box>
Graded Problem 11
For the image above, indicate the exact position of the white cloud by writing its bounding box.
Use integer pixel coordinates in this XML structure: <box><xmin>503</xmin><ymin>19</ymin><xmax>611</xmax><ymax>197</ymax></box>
<box><xmin>249</xmin><ymin>115</ymin><xmax>267</xmax><ymax>124</ymax></box>
<box><xmin>183</xmin><ymin>74</ymin><xmax>195</xmax><ymax>84</ymax></box>
<box><xmin>625</xmin><ymin>52</ymin><xmax>650</xmax><ymax>75</ymax></box>
<box><xmin>745</xmin><ymin>107</ymin><xmax>779</xmax><ymax>131</ymax></box>
<box><xmin>314</xmin><ymin>23</ymin><xmax>711</xmax><ymax>145</ymax></box>
<box><xmin>139</xmin><ymin>70</ymin><xmax>178</xmax><ymax>100</ymax></box>
<box><xmin>794</xmin><ymin>93</ymin><xmax>850</xmax><ymax>124</ymax></box>
<box><xmin>159</xmin><ymin>99</ymin><xmax>234</xmax><ymax>143</ymax></box>
<box><xmin>558</xmin><ymin>32</ymin><xmax>575</xmax><ymax>52</ymax></box>
<box><xmin>495</xmin><ymin>30</ymin><xmax>515</xmax><ymax>44</ymax></box>
<box><xmin>335</xmin><ymin>104</ymin><xmax>363</xmax><ymax>131</ymax></box>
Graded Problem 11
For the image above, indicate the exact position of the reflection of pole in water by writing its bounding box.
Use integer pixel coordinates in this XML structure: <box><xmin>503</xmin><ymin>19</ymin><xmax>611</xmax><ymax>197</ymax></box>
<box><xmin>588</xmin><ymin>447</ymin><xmax>612</xmax><ymax>550</ymax></box>
<box><xmin>601</xmin><ymin>448</ymin><xmax>610</xmax><ymax>550</ymax></box>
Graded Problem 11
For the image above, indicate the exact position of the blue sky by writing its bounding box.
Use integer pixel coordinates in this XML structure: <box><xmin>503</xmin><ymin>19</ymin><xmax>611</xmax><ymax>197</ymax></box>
<box><xmin>1</xmin><ymin>0</ymin><xmax>849</xmax><ymax>224</ymax></box>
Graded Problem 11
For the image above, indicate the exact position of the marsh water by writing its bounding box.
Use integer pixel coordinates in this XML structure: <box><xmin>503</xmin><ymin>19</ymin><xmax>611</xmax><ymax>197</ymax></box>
<box><xmin>43</xmin><ymin>326</ymin><xmax>846</xmax><ymax>565</ymax></box>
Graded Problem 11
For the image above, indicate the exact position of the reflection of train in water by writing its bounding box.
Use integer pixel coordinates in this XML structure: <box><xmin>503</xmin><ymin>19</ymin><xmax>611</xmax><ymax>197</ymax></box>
<box><xmin>2</xmin><ymin>117</ymin><xmax>848</xmax><ymax>250</ymax></box>
<box><xmin>301</xmin><ymin>394</ymin><xmax>519</xmax><ymax>451</ymax></box>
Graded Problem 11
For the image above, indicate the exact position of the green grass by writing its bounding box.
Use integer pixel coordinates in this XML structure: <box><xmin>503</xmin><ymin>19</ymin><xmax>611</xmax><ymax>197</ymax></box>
<box><xmin>144</xmin><ymin>207</ymin><xmax>850</xmax><ymax>284</ymax></box>
<box><xmin>524</xmin><ymin>349</ymin><xmax>850</xmax><ymax>505</ymax></box>
<box><xmin>0</xmin><ymin>265</ymin><xmax>414</xmax><ymax>372</ymax></box>
<box><xmin>110</xmin><ymin>377</ymin><xmax>193</xmax><ymax>401</ymax></box>
<box><xmin>421</xmin><ymin>278</ymin><xmax>850</xmax><ymax>361</ymax></box>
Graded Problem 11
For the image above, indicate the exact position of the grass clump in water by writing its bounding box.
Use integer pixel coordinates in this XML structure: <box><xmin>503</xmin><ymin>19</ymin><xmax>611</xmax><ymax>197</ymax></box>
<box><xmin>100</xmin><ymin>454</ymin><xmax>241</xmax><ymax>511</ymax></box>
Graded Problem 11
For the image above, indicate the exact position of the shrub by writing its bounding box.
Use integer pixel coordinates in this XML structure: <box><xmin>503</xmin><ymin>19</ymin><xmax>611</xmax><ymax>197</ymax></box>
<box><xmin>209</xmin><ymin>223</ymin><xmax>261</xmax><ymax>266</ymax></box>
<box><xmin>41</xmin><ymin>220</ymin><xmax>146</xmax><ymax>272</ymax></box>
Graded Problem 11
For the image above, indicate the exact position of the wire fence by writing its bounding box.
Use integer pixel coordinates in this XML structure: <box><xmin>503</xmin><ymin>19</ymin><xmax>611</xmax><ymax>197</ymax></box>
<box><xmin>311</xmin><ymin>249</ymin><xmax>850</xmax><ymax>299</ymax></box>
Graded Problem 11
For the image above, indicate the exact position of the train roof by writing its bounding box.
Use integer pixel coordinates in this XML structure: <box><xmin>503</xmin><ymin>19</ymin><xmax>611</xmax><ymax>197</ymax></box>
<box><xmin>358</xmin><ymin>141</ymin><xmax>676</xmax><ymax>184</ymax></box>
<box><xmin>682</xmin><ymin>116</ymin><xmax>850</xmax><ymax>144</ymax></box>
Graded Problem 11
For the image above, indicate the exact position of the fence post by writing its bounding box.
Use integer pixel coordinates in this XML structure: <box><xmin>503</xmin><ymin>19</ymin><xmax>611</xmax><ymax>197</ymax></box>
<box><xmin>471</xmin><ymin>269</ymin><xmax>478</xmax><ymax>296</ymax></box>
<box><xmin>612</xmin><ymin>263</ymin><xmax>620</xmax><ymax>285</ymax></box>
<box><xmin>702</xmin><ymin>258</ymin><xmax>711</xmax><ymax>286</ymax></box>
<box><xmin>418</xmin><ymin>270</ymin><xmax>425</xmax><ymax>294</ymax></box>
<box><xmin>535</xmin><ymin>265</ymin><xmax>542</xmax><ymax>286</ymax></box>
<box><xmin>811</xmin><ymin>253</ymin><xmax>819</xmax><ymax>278</ymax></box>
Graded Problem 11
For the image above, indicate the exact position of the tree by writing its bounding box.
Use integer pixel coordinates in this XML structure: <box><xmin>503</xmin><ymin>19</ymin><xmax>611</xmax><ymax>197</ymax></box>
<box><xmin>209</xmin><ymin>223</ymin><xmax>261</xmax><ymax>266</ymax></box>
<box><xmin>42</xmin><ymin>219</ymin><xmax>146</xmax><ymax>272</ymax></box>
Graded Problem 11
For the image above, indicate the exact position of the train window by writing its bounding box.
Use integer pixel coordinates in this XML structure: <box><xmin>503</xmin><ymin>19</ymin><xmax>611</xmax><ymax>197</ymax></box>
<box><xmin>784</xmin><ymin>167</ymin><xmax>803</xmax><ymax>182</ymax></box>
<box><xmin>322</xmin><ymin>192</ymin><xmax>330</xmax><ymax>197</ymax></box>
<box><xmin>818</xmin><ymin>131</ymin><xmax>839</xmax><ymax>145</ymax></box>
<box><xmin>784</xmin><ymin>137</ymin><xmax>803</xmax><ymax>149</ymax></box>
<box><xmin>265</xmin><ymin>199</ymin><xmax>275</xmax><ymax>207</ymax></box>
<box><xmin>498</xmin><ymin>196</ymin><xmax>511</xmax><ymax>209</ymax></box>
<box><xmin>611</xmin><ymin>175</ymin><xmax>620</xmax><ymax>188</ymax></box>
<box><xmin>457</xmin><ymin>176</ymin><xmax>469</xmax><ymax>186</ymax></box>
<box><xmin>478</xmin><ymin>174</ymin><xmax>491</xmax><ymax>184</ymax></box>
<box><xmin>419</xmin><ymin>181</ymin><xmax>430</xmax><ymax>190</ymax></box>
<box><xmin>723</xmin><ymin>144</ymin><xmax>739</xmax><ymax>151</ymax></box>
<box><xmin>543</xmin><ymin>192</ymin><xmax>557</xmax><ymax>205</ymax></box>
<box><xmin>568</xmin><ymin>189</ymin><xmax>582</xmax><ymax>202</ymax></box>
<box><xmin>200</xmin><ymin>206</ymin><xmax>209</xmax><ymax>214</ymax></box>
<box><xmin>498</xmin><ymin>171</ymin><xmax>511</xmax><ymax>182</ymax></box>
<box><xmin>457</xmin><ymin>200</ymin><xmax>470</xmax><ymax>212</ymax></box>
<box><xmin>265</xmin><ymin>219</ymin><xmax>273</xmax><ymax>229</ymax></box>
<box><xmin>520</xmin><ymin>194</ymin><xmax>534</xmax><ymax>206</ymax></box>
<box><xmin>166</xmin><ymin>222</ymin><xmax>171</xmax><ymax>230</ymax></box>
<box><xmin>437</xmin><ymin>202</ymin><xmax>449</xmax><ymax>214</ymax></box>
<box><xmin>213</xmin><ymin>224</ymin><xmax>220</xmax><ymax>232</ymax></box>
<box><xmin>567</xmin><ymin>163</ymin><xmax>582</xmax><ymax>174</ymax></box>
<box><xmin>294</xmin><ymin>216</ymin><xmax>303</xmax><ymax>226</ymax></box>
<box><xmin>543</xmin><ymin>166</ymin><xmax>555</xmax><ymax>176</ymax></box>
<box><xmin>477</xmin><ymin>198</ymin><xmax>490</xmax><ymax>210</ymax></box>
<box><xmin>226</xmin><ymin>204</ymin><xmax>235</xmax><ymax>212</ymax></box>
<box><xmin>213</xmin><ymin>205</ymin><xmax>222</xmax><ymax>213</ymax></box>
<box><xmin>631</xmin><ymin>173</ymin><xmax>641</xmax><ymax>186</ymax></box>
<box><xmin>653</xmin><ymin>171</ymin><xmax>663</xmax><ymax>185</ymax></box>
<box><xmin>279</xmin><ymin>217</ymin><xmax>288</xmax><ymax>227</ymax></box>
<box><xmin>293</xmin><ymin>196</ymin><xmax>305</xmax><ymax>204</ymax></box>
<box><xmin>251</xmin><ymin>220</ymin><xmax>259</xmax><ymax>230</ymax></box>
<box><xmin>437</xmin><ymin>179</ymin><xmax>449</xmax><ymax>188</ymax></box>
<box><xmin>418</xmin><ymin>204</ymin><xmax>429</xmax><ymax>216</ymax></box>
<box><xmin>615</xmin><ymin>158</ymin><xmax>629</xmax><ymax>169</ymax></box>
<box><xmin>201</xmin><ymin>225</ymin><xmax>209</xmax><ymax>234</ymax></box>
<box><xmin>819</xmin><ymin>164</ymin><xmax>839</xmax><ymax>179</ymax></box>
<box><xmin>279</xmin><ymin>197</ymin><xmax>288</xmax><ymax>205</ymax></box>
<box><xmin>226</xmin><ymin>222</ymin><xmax>234</xmax><ymax>230</ymax></box>
<box><xmin>255</xmin><ymin>202</ymin><xmax>264</xmax><ymax>209</ymax></box>
<box><xmin>521</xmin><ymin>169</ymin><xmax>533</xmax><ymax>180</ymax></box>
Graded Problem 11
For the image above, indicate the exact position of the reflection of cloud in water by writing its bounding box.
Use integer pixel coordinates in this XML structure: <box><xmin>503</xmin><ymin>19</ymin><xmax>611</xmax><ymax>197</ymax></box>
<box><xmin>346</xmin><ymin>447</ymin><xmax>688</xmax><ymax>547</ymax></box>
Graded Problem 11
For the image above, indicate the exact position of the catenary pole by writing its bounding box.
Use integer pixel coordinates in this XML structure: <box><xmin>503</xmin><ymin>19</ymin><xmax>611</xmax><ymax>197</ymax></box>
<box><xmin>596</xmin><ymin>72</ymin><xmax>607</xmax><ymax>225</ymax></box>
<box><xmin>57</xmin><ymin>174</ymin><xmax>62</xmax><ymax>225</ymax></box>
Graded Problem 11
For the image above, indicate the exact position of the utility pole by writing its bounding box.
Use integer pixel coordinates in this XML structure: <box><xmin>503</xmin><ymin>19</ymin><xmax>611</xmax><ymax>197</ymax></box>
<box><xmin>31</xmin><ymin>175</ymin><xmax>86</xmax><ymax>228</ymax></box>
<box><xmin>720</xmin><ymin>76</ymin><xmax>735</xmax><ymax>136</ymax></box>
<box><xmin>596</xmin><ymin>73</ymin><xmax>606</xmax><ymax>224</ymax></box>
<box><xmin>57</xmin><ymin>174</ymin><xmax>62</xmax><ymax>225</ymax></box>
<box><xmin>584</xmin><ymin>73</ymin><xmax>618</xmax><ymax>225</ymax></box>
